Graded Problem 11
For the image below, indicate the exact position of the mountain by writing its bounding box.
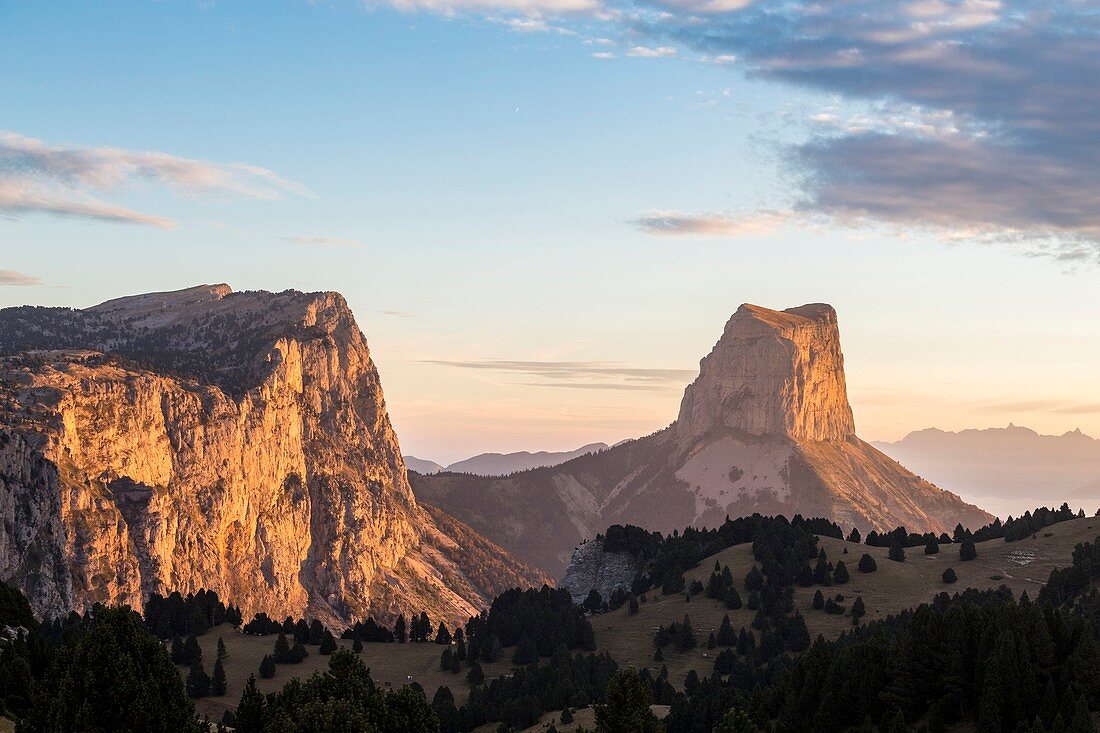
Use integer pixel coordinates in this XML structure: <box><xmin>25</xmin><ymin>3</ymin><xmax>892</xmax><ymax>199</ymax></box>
<box><xmin>403</xmin><ymin>456</ymin><xmax>445</xmax><ymax>475</ymax></box>
<box><xmin>405</xmin><ymin>442</ymin><xmax>610</xmax><ymax>477</ymax></box>
<box><xmin>412</xmin><ymin>303</ymin><xmax>993</xmax><ymax>576</ymax></box>
<box><xmin>874</xmin><ymin>425</ymin><xmax>1100</xmax><ymax>515</ymax></box>
<box><xmin>0</xmin><ymin>284</ymin><xmax>548</xmax><ymax>626</ymax></box>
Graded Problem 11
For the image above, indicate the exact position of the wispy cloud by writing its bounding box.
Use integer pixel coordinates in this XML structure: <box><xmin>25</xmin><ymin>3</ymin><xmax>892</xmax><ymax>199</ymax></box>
<box><xmin>592</xmin><ymin>51</ymin><xmax>616</xmax><ymax>59</ymax></box>
<box><xmin>633</xmin><ymin>209</ymin><xmax>802</xmax><ymax>237</ymax></box>
<box><xmin>0</xmin><ymin>132</ymin><xmax>307</xmax><ymax>227</ymax></box>
<box><xmin>423</xmin><ymin>358</ymin><xmax>695</xmax><ymax>390</ymax></box>
<box><xmin>626</xmin><ymin>45</ymin><xmax>677</xmax><ymax>58</ymax></box>
<box><xmin>0</xmin><ymin>269</ymin><xmax>41</xmax><ymax>286</ymax></box>
<box><xmin>282</xmin><ymin>235</ymin><xmax>367</xmax><ymax>249</ymax></box>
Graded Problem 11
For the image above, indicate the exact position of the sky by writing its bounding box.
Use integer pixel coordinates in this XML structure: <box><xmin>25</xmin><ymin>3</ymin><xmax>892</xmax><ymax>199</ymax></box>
<box><xmin>2</xmin><ymin>1</ymin><xmax>1099</xmax><ymax>465</ymax></box>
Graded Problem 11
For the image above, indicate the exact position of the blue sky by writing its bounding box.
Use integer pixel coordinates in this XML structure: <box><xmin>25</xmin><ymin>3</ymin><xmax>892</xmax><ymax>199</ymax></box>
<box><xmin>3</xmin><ymin>1</ymin><xmax>1099</xmax><ymax>463</ymax></box>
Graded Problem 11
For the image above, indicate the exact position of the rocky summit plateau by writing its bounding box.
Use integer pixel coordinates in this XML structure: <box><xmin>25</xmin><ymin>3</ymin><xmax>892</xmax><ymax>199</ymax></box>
<box><xmin>413</xmin><ymin>302</ymin><xmax>994</xmax><ymax>576</ymax></box>
<box><xmin>0</xmin><ymin>284</ymin><xmax>547</xmax><ymax>626</ymax></box>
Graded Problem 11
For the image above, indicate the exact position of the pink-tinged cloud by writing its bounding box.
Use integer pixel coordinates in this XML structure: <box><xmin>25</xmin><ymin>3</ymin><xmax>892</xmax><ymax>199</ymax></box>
<box><xmin>0</xmin><ymin>269</ymin><xmax>42</xmax><ymax>287</ymax></box>
<box><xmin>0</xmin><ymin>132</ymin><xmax>308</xmax><ymax>227</ymax></box>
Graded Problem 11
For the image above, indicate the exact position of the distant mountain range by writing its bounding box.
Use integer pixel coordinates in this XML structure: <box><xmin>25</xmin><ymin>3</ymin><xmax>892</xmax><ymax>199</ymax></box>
<box><xmin>874</xmin><ymin>425</ymin><xmax>1100</xmax><ymax>517</ymax></box>
<box><xmin>404</xmin><ymin>443</ymin><xmax>610</xmax><ymax>477</ymax></box>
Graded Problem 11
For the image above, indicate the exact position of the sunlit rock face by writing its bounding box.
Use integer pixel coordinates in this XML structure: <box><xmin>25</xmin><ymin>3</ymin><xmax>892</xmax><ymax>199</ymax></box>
<box><xmin>677</xmin><ymin>304</ymin><xmax>856</xmax><ymax>443</ymax></box>
<box><xmin>415</xmin><ymin>303</ymin><xmax>995</xmax><ymax>578</ymax></box>
<box><xmin>0</xmin><ymin>285</ymin><xmax>547</xmax><ymax>625</ymax></box>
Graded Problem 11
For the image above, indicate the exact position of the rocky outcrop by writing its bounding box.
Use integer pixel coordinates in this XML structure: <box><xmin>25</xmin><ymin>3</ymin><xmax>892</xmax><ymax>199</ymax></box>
<box><xmin>0</xmin><ymin>285</ymin><xmax>548</xmax><ymax>626</ymax></box>
<box><xmin>559</xmin><ymin>539</ymin><xmax>644</xmax><ymax>605</ymax></box>
<box><xmin>414</xmin><ymin>302</ymin><xmax>995</xmax><ymax>577</ymax></box>
<box><xmin>677</xmin><ymin>304</ymin><xmax>855</xmax><ymax>442</ymax></box>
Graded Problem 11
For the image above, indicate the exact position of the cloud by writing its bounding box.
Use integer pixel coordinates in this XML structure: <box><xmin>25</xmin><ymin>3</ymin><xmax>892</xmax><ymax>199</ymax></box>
<box><xmin>372</xmin><ymin>0</ymin><xmax>600</xmax><ymax>14</ymax></box>
<box><xmin>423</xmin><ymin>359</ymin><xmax>695</xmax><ymax>390</ymax></box>
<box><xmin>0</xmin><ymin>269</ymin><xmax>41</xmax><ymax>286</ymax></box>
<box><xmin>592</xmin><ymin>51</ymin><xmax>616</xmax><ymax>59</ymax></box>
<box><xmin>626</xmin><ymin>45</ymin><xmax>677</xmax><ymax>58</ymax></box>
<box><xmin>283</xmin><ymin>235</ymin><xmax>367</xmax><ymax>249</ymax></box>
<box><xmin>634</xmin><ymin>0</ymin><xmax>1100</xmax><ymax>258</ymax></box>
<box><xmin>633</xmin><ymin>209</ymin><xmax>801</xmax><ymax>237</ymax></box>
<box><xmin>0</xmin><ymin>132</ymin><xmax>307</xmax><ymax>227</ymax></box>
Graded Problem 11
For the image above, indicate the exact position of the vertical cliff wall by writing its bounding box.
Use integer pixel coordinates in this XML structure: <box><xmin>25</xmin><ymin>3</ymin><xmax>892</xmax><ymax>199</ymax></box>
<box><xmin>0</xmin><ymin>285</ymin><xmax>548</xmax><ymax>625</ymax></box>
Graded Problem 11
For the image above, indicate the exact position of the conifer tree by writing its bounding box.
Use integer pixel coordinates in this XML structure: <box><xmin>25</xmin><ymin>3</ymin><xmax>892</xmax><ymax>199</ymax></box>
<box><xmin>717</xmin><ymin>614</ymin><xmax>736</xmax><ymax>646</ymax></box>
<box><xmin>319</xmin><ymin>630</ymin><xmax>337</xmax><ymax>655</ymax></box>
<box><xmin>273</xmin><ymin>632</ymin><xmax>291</xmax><ymax>663</ymax></box>
<box><xmin>394</xmin><ymin>614</ymin><xmax>407</xmax><ymax>643</ymax></box>
<box><xmin>926</xmin><ymin>537</ymin><xmax>940</xmax><ymax>555</ymax></box>
<box><xmin>467</xmin><ymin>660</ymin><xmax>485</xmax><ymax>686</ymax></box>
<box><xmin>184</xmin><ymin>634</ymin><xmax>202</xmax><ymax>665</ymax></box>
<box><xmin>813</xmin><ymin>589</ymin><xmax>825</xmax><ymax>610</ymax></box>
<box><xmin>745</xmin><ymin>566</ymin><xmax>764</xmax><ymax>592</ymax></box>
<box><xmin>725</xmin><ymin>586</ymin><xmax>743</xmax><ymax>610</ymax></box>
<box><xmin>235</xmin><ymin>676</ymin><xmax>265</xmax><ymax>732</ymax></box>
<box><xmin>436</xmin><ymin>621</ymin><xmax>452</xmax><ymax>645</ymax></box>
<box><xmin>943</xmin><ymin>568</ymin><xmax>958</xmax><ymax>584</ymax></box>
<box><xmin>352</xmin><ymin>636</ymin><xmax>364</xmax><ymax>653</ymax></box>
<box><xmin>834</xmin><ymin>561</ymin><xmax>850</xmax><ymax>584</ymax></box>
<box><xmin>259</xmin><ymin>655</ymin><xmax>276</xmax><ymax>679</ymax></box>
<box><xmin>858</xmin><ymin>553</ymin><xmax>878</xmax><ymax>573</ymax></box>
<box><xmin>216</xmin><ymin>636</ymin><xmax>227</xmax><ymax>661</ymax></box>
<box><xmin>186</xmin><ymin>661</ymin><xmax>210</xmax><ymax>698</ymax></box>
<box><xmin>211</xmin><ymin>657</ymin><xmax>227</xmax><ymax>696</ymax></box>
<box><xmin>961</xmin><ymin>539</ymin><xmax>978</xmax><ymax>561</ymax></box>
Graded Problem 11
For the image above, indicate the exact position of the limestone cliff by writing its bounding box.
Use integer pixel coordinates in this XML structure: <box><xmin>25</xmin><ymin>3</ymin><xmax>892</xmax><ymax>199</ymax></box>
<box><xmin>0</xmin><ymin>285</ymin><xmax>548</xmax><ymax>626</ymax></box>
<box><xmin>559</xmin><ymin>539</ymin><xmax>644</xmax><ymax>605</ymax></box>
<box><xmin>414</xmin><ymin>303</ymin><xmax>995</xmax><ymax>577</ymax></box>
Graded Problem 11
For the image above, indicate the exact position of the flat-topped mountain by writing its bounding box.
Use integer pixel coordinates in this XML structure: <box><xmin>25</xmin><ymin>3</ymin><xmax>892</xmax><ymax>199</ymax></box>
<box><xmin>0</xmin><ymin>284</ymin><xmax>547</xmax><ymax>625</ymax></box>
<box><xmin>413</xmin><ymin>303</ymin><xmax>993</xmax><ymax>576</ymax></box>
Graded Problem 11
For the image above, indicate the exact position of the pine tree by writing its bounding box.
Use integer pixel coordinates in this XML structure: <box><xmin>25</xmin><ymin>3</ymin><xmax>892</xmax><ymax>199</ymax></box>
<box><xmin>813</xmin><ymin>589</ymin><xmax>825</xmax><ymax>610</ymax></box>
<box><xmin>725</xmin><ymin>587</ymin><xmax>743</xmax><ymax>610</ymax></box>
<box><xmin>785</xmin><ymin>612</ymin><xmax>811</xmax><ymax>652</ymax></box>
<box><xmin>170</xmin><ymin>635</ymin><xmax>186</xmax><ymax>664</ymax></box>
<box><xmin>513</xmin><ymin>632</ymin><xmax>538</xmax><ymax>664</ymax></box>
<box><xmin>184</xmin><ymin>634</ymin><xmax>202</xmax><ymax>665</ymax></box>
<box><xmin>273</xmin><ymin>632</ymin><xmax>291</xmax><ymax>663</ymax></box>
<box><xmin>436</xmin><ymin>622</ymin><xmax>452</xmax><ymax>645</ymax></box>
<box><xmin>394</xmin><ymin>614</ymin><xmax>407</xmax><ymax>643</ymax></box>
<box><xmin>834</xmin><ymin>561</ymin><xmax>850</xmax><ymax>584</ymax></box>
<box><xmin>319</xmin><ymin>631</ymin><xmax>337</xmax><ymax>655</ymax></box>
<box><xmin>216</xmin><ymin>636</ymin><xmax>227</xmax><ymax>661</ymax></box>
<box><xmin>851</xmin><ymin>596</ymin><xmax>866</xmax><ymax>624</ymax></box>
<box><xmin>259</xmin><ymin>655</ymin><xmax>276</xmax><ymax>679</ymax></box>
<box><xmin>847</xmin><ymin>527</ymin><xmax>862</xmax><ymax>543</ymax></box>
<box><xmin>419</xmin><ymin>612</ymin><xmax>431</xmax><ymax>642</ymax></box>
<box><xmin>211</xmin><ymin>657</ymin><xmax>227</xmax><ymax>696</ymax></box>
<box><xmin>858</xmin><ymin>553</ymin><xmax>878</xmax><ymax>573</ymax></box>
<box><xmin>717</xmin><ymin>614</ymin><xmax>736</xmax><ymax>646</ymax></box>
<box><xmin>925</xmin><ymin>537</ymin><xmax>940</xmax><ymax>555</ymax></box>
<box><xmin>235</xmin><ymin>676</ymin><xmax>265</xmax><ymax>732</ymax></box>
<box><xmin>561</xmin><ymin>708</ymin><xmax>574</xmax><ymax>724</ymax></box>
<box><xmin>594</xmin><ymin>668</ymin><xmax>662</xmax><ymax>733</ymax></box>
<box><xmin>745</xmin><ymin>566</ymin><xmax>764</xmax><ymax>592</ymax></box>
<box><xmin>737</xmin><ymin>628</ymin><xmax>754</xmax><ymax>655</ymax></box>
<box><xmin>186</xmin><ymin>661</ymin><xmax>211</xmax><ymax>698</ymax></box>
<box><xmin>961</xmin><ymin>539</ymin><xmax>978</xmax><ymax>561</ymax></box>
<box><xmin>467</xmin><ymin>660</ymin><xmax>485</xmax><ymax>686</ymax></box>
<box><xmin>888</xmin><ymin>539</ymin><xmax>906</xmax><ymax>562</ymax></box>
<box><xmin>943</xmin><ymin>568</ymin><xmax>958</xmax><ymax>584</ymax></box>
<box><xmin>352</xmin><ymin>636</ymin><xmax>364</xmax><ymax>653</ymax></box>
<box><xmin>707</xmin><ymin>632</ymin><xmax>717</xmax><ymax>649</ymax></box>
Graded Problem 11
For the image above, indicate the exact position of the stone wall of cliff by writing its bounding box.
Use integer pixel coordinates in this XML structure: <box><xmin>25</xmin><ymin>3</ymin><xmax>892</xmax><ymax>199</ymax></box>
<box><xmin>0</xmin><ymin>285</ymin><xmax>547</xmax><ymax>626</ymax></box>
